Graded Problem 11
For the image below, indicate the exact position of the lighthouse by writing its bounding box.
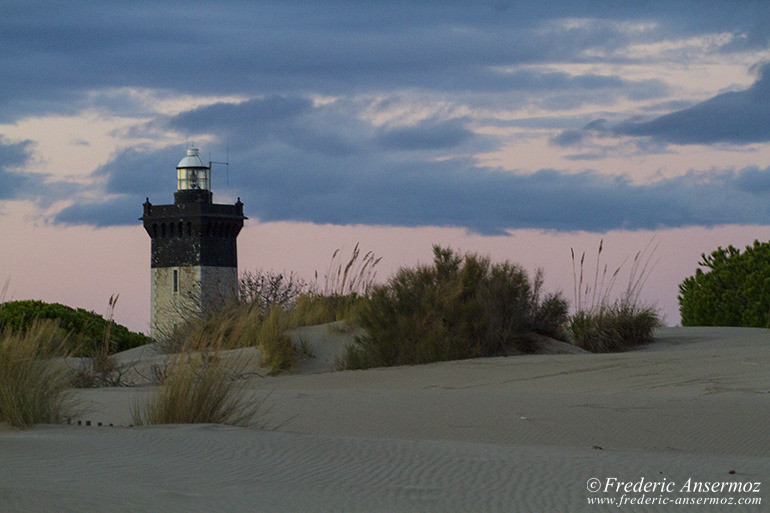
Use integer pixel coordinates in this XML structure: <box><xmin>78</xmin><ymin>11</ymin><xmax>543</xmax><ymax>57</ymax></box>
<box><xmin>141</xmin><ymin>147</ymin><xmax>246</xmax><ymax>339</ymax></box>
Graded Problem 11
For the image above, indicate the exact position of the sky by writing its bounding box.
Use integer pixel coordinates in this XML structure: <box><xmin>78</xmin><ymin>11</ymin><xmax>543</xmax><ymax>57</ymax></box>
<box><xmin>2</xmin><ymin>1</ymin><xmax>770</xmax><ymax>333</ymax></box>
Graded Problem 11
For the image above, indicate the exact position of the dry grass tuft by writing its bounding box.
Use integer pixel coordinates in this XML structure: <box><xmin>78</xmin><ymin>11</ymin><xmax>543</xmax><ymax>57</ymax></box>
<box><xmin>130</xmin><ymin>335</ymin><xmax>260</xmax><ymax>426</ymax></box>
<box><xmin>255</xmin><ymin>307</ymin><xmax>297</xmax><ymax>375</ymax></box>
<box><xmin>155</xmin><ymin>245</ymin><xmax>380</xmax><ymax>375</ymax></box>
<box><xmin>570</xmin><ymin>302</ymin><xmax>661</xmax><ymax>352</ymax></box>
<box><xmin>0</xmin><ymin>320</ymin><xmax>74</xmax><ymax>428</ymax></box>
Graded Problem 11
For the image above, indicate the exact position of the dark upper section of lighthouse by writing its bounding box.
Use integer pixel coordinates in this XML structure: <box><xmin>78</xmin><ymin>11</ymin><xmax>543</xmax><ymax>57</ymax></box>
<box><xmin>140</xmin><ymin>148</ymin><xmax>246</xmax><ymax>269</ymax></box>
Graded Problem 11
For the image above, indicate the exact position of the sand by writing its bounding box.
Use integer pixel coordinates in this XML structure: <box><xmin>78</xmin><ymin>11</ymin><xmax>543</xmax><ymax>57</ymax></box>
<box><xmin>1</xmin><ymin>326</ymin><xmax>768</xmax><ymax>512</ymax></box>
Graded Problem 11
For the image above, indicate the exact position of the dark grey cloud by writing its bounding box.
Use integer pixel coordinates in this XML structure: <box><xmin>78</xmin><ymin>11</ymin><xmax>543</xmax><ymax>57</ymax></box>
<box><xmin>612</xmin><ymin>63</ymin><xmax>770</xmax><ymax>145</ymax></box>
<box><xmin>237</xmin><ymin>162</ymin><xmax>770</xmax><ymax>233</ymax></box>
<box><xmin>550</xmin><ymin>129</ymin><xmax>587</xmax><ymax>147</ymax></box>
<box><xmin>550</xmin><ymin>63</ymin><xmax>770</xmax><ymax>148</ymax></box>
<box><xmin>54</xmin><ymin>153</ymin><xmax>770</xmax><ymax>233</ymax></box>
<box><xmin>166</xmin><ymin>96</ymin><xmax>376</xmax><ymax>158</ymax></box>
<box><xmin>735</xmin><ymin>166</ymin><xmax>770</xmax><ymax>194</ymax></box>
<box><xmin>0</xmin><ymin>138</ymin><xmax>34</xmax><ymax>200</ymax></box>
<box><xmin>54</xmin><ymin>194</ymin><xmax>143</xmax><ymax>227</ymax></box>
<box><xmin>53</xmin><ymin>95</ymin><xmax>770</xmax><ymax>233</ymax></box>
<box><xmin>9</xmin><ymin>1</ymin><xmax>770</xmax><ymax>233</ymax></box>
<box><xmin>550</xmin><ymin>118</ymin><xmax>609</xmax><ymax>147</ymax></box>
<box><xmin>93</xmin><ymin>145</ymin><xmax>183</xmax><ymax>197</ymax></box>
<box><xmin>2</xmin><ymin>1</ymin><xmax>764</xmax><ymax>121</ymax></box>
<box><xmin>168</xmin><ymin>96</ymin><xmax>314</xmax><ymax>136</ymax></box>
<box><xmin>377</xmin><ymin>118</ymin><xmax>474</xmax><ymax>151</ymax></box>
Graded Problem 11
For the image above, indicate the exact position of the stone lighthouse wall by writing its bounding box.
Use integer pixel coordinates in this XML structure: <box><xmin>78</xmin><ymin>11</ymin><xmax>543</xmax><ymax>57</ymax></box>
<box><xmin>150</xmin><ymin>265</ymin><xmax>238</xmax><ymax>340</ymax></box>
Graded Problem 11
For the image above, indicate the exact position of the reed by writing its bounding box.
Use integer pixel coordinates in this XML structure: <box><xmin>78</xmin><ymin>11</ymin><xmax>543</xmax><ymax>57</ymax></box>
<box><xmin>569</xmin><ymin>238</ymin><xmax>662</xmax><ymax>352</ymax></box>
<box><xmin>320</xmin><ymin>243</ymin><xmax>382</xmax><ymax>297</ymax></box>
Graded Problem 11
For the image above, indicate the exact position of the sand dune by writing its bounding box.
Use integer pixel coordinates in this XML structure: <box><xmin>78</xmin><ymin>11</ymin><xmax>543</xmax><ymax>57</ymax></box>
<box><xmin>1</xmin><ymin>326</ymin><xmax>768</xmax><ymax>512</ymax></box>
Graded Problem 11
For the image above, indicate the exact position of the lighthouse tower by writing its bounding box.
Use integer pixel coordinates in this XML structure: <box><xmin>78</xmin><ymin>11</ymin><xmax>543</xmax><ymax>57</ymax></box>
<box><xmin>141</xmin><ymin>147</ymin><xmax>246</xmax><ymax>339</ymax></box>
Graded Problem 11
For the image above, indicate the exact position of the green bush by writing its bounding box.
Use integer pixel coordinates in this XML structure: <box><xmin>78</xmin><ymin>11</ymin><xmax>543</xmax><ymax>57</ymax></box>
<box><xmin>0</xmin><ymin>300</ymin><xmax>150</xmax><ymax>356</ymax></box>
<box><xmin>339</xmin><ymin>246</ymin><xmax>569</xmax><ymax>369</ymax></box>
<box><xmin>678</xmin><ymin>240</ymin><xmax>770</xmax><ymax>327</ymax></box>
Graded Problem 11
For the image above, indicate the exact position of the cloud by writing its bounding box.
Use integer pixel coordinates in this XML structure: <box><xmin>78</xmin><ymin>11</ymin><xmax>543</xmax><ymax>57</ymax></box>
<box><xmin>54</xmin><ymin>128</ymin><xmax>770</xmax><ymax>233</ymax></box>
<box><xmin>377</xmin><ymin>118</ymin><xmax>474</xmax><ymax>151</ymax></box>
<box><xmin>612</xmin><ymin>62</ymin><xmax>770</xmax><ymax>145</ymax></box>
<box><xmin>167</xmin><ymin>96</ymin><xmax>314</xmax><ymax>136</ymax></box>
<box><xmin>550</xmin><ymin>63</ymin><xmax>770</xmax><ymax>149</ymax></box>
<box><xmin>550</xmin><ymin>129</ymin><xmax>587</xmax><ymax>147</ymax></box>
<box><xmin>54</xmin><ymin>194</ymin><xmax>143</xmax><ymax>227</ymax></box>
<box><xmin>1</xmin><ymin>1</ymin><xmax>754</xmax><ymax>122</ymax></box>
<box><xmin>0</xmin><ymin>138</ymin><xmax>34</xmax><ymax>200</ymax></box>
<box><xmin>94</xmin><ymin>145</ymin><xmax>182</xmax><ymax>197</ymax></box>
<box><xmin>50</xmin><ymin>93</ymin><xmax>770</xmax><ymax>232</ymax></box>
<box><xmin>9</xmin><ymin>3</ymin><xmax>770</xmax><ymax>233</ymax></box>
<box><xmin>735</xmin><ymin>166</ymin><xmax>770</xmax><ymax>194</ymax></box>
<box><xmin>550</xmin><ymin>118</ymin><xmax>609</xmax><ymax>147</ymax></box>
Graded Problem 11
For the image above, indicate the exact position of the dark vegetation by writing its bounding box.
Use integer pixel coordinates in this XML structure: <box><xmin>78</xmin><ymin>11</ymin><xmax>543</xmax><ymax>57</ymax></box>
<box><xmin>166</xmin><ymin>242</ymin><xmax>665</xmax><ymax>373</ymax></box>
<box><xmin>0</xmin><ymin>299</ymin><xmax>150</xmax><ymax>356</ymax></box>
<box><xmin>0</xmin><ymin>240</ymin><xmax>669</xmax><ymax>428</ymax></box>
<box><xmin>338</xmin><ymin>246</ymin><xmax>569</xmax><ymax>369</ymax></box>
<box><xmin>678</xmin><ymin>240</ymin><xmax>770</xmax><ymax>328</ymax></box>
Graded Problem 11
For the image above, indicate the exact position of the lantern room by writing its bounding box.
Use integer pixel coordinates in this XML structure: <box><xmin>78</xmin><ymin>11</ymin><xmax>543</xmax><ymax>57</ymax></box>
<box><xmin>176</xmin><ymin>147</ymin><xmax>211</xmax><ymax>191</ymax></box>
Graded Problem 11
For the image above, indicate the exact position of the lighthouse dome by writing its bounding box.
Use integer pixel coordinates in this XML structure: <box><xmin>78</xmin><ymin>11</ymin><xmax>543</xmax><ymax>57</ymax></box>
<box><xmin>177</xmin><ymin>147</ymin><xmax>207</xmax><ymax>169</ymax></box>
<box><xmin>176</xmin><ymin>147</ymin><xmax>211</xmax><ymax>191</ymax></box>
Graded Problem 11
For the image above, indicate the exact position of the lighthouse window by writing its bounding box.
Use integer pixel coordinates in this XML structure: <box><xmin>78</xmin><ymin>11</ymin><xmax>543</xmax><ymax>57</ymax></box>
<box><xmin>172</xmin><ymin>269</ymin><xmax>179</xmax><ymax>294</ymax></box>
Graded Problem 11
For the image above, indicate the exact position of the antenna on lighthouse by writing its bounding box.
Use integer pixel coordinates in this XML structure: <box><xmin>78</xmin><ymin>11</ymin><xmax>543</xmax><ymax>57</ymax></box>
<box><xmin>209</xmin><ymin>140</ymin><xmax>230</xmax><ymax>188</ymax></box>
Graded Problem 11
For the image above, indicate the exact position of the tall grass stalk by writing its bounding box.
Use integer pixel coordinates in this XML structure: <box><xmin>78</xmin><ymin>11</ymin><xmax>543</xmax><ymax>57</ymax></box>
<box><xmin>320</xmin><ymin>243</ymin><xmax>382</xmax><ymax>296</ymax></box>
<box><xmin>68</xmin><ymin>294</ymin><xmax>126</xmax><ymax>388</ymax></box>
<box><xmin>569</xmin><ymin>239</ymin><xmax>662</xmax><ymax>352</ymax></box>
<box><xmin>95</xmin><ymin>294</ymin><xmax>120</xmax><ymax>373</ymax></box>
<box><xmin>0</xmin><ymin>320</ymin><xmax>73</xmax><ymax>427</ymax></box>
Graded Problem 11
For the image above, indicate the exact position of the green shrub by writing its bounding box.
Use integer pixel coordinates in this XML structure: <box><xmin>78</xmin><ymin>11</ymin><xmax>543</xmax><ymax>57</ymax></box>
<box><xmin>678</xmin><ymin>240</ymin><xmax>770</xmax><ymax>327</ymax></box>
<box><xmin>339</xmin><ymin>246</ymin><xmax>569</xmax><ymax>370</ymax></box>
<box><xmin>0</xmin><ymin>300</ymin><xmax>150</xmax><ymax>356</ymax></box>
<box><xmin>0</xmin><ymin>320</ymin><xmax>74</xmax><ymax>427</ymax></box>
